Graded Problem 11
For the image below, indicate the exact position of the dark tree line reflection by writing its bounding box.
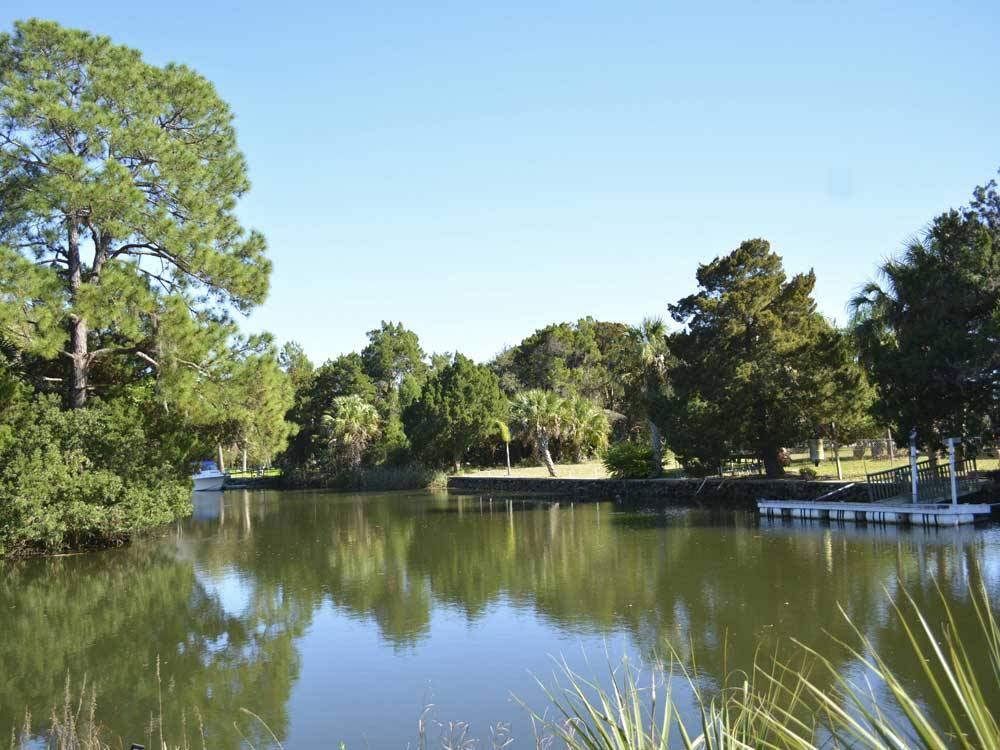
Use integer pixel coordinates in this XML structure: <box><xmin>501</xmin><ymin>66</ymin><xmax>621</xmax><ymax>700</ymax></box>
<box><xmin>2</xmin><ymin>489</ymin><xmax>997</xmax><ymax>745</ymax></box>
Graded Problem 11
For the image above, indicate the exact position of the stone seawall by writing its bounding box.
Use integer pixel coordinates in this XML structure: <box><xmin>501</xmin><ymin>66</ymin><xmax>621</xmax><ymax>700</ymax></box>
<box><xmin>447</xmin><ymin>476</ymin><xmax>869</xmax><ymax>509</ymax></box>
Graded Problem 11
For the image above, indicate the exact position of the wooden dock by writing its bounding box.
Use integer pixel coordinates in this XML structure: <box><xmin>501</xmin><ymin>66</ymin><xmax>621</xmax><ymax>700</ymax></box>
<box><xmin>758</xmin><ymin>448</ymin><xmax>995</xmax><ymax>526</ymax></box>
<box><xmin>757</xmin><ymin>499</ymin><xmax>993</xmax><ymax>526</ymax></box>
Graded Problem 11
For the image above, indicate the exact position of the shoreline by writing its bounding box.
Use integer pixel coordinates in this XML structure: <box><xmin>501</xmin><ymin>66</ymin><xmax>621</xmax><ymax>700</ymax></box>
<box><xmin>446</xmin><ymin>475</ymin><xmax>870</xmax><ymax>508</ymax></box>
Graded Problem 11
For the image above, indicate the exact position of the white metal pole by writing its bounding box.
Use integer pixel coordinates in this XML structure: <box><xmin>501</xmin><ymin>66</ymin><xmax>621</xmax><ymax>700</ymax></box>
<box><xmin>832</xmin><ymin>422</ymin><xmax>843</xmax><ymax>481</ymax></box>
<box><xmin>947</xmin><ymin>437</ymin><xmax>959</xmax><ymax>507</ymax></box>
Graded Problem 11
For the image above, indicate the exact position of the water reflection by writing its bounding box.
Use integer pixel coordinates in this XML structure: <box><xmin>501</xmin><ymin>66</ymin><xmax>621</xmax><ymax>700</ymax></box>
<box><xmin>1</xmin><ymin>490</ymin><xmax>997</xmax><ymax>747</ymax></box>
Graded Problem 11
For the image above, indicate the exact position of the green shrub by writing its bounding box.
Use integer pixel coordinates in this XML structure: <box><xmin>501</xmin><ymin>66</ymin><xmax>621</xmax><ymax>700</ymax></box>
<box><xmin>602</xmin><ymin>442</ymin><xmax>656</xmax><ymax>479</ymax></box>
<box><xmin>350</xmin><ymin>464</ymin><xmax>448</xmax><ymax>491</ymax></box>
<box><xmin>798</xmin><ymin>465</ymin><xmax>819</xmax><ymax>479</ymax></box>
<box><xmin>0</xmin><ymin>394</ymin><xmax>192</xmax><ymax>557</ymax></box>
<box><xmin>281</xmin><ymin>463</ymin><xmax>447</xmax><ymax>491</ymax></box>
<box><xmin>678</xmin><ymin>457</ymin><xmax>718</xmax><ymax>477</ymax></box>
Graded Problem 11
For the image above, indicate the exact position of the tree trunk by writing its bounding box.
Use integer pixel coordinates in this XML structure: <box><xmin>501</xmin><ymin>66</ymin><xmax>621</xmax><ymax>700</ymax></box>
<box><xmin>829</xmin><ymin>422</ymin><xmax>843</xmax><ymax>480</ymax></box>
<box><xmin>537</xmin><ymin>435</ymin><xmax>558</xmax><ymax>477</ymax></box>
<box><xmin>69</xmin><ymin>317</ymin><xmax>89</xmax><ymax>409</ymax></box>
<box><xmin>761</xmin><ymin>446</ymin><xmax>785</xmax><ymax>478</ymax></box>
<box><xmin>217</xmin><ymin>443</ymin><xmax>226</xmax><ymax>472</ymax></box>
<box><xmin>505</xmin><ymin>443</ymin><xmax>511</xmax><ymax>476</ymax></box>
<box><xmin>574</xmin><ymin>445</ymin><xmax>584</xmax><ymax>464</ymax></box>
<box><xmin>242</xmin><ymin>447</ymin><xmax>248</xmax><ymax>473</ymax></box>
<box><xmin>67</xmin><ymin>222</ymin><xmax>89</xmax><ymax>408</ymax></box>
<box><xmin>453</xmin><ymin>456</ymin><xmax>462</xmax><ymax>474</ymax></box>
<box><xmin>648</xmin><ymin>420</ymin><xmax>664</xmax><ymax>477</ymax></box>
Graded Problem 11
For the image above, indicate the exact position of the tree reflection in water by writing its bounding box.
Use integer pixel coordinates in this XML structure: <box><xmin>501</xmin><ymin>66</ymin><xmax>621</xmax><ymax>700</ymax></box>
<box><xmin>1</xmin><ymin>489</ymin><xmax>997</xmax><ymax>747</ymax></box>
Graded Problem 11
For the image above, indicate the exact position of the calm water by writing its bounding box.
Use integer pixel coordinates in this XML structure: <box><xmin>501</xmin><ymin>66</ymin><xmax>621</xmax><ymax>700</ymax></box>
<box><xmin>1</xmin><ymin>489</ymin><xmax>998</xmax><ymax>747</ymax></box>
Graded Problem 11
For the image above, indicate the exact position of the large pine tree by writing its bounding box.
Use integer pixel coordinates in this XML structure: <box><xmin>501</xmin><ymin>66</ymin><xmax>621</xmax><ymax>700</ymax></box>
<box><xmin>664</xmin><ymin>239</ymin><xmax>870</xmax><ymax>477</ymax></box>
<box><xmin>0</xmin><ymin>20</ymin><xmax>269</xmax><ymax>407</ymax></box>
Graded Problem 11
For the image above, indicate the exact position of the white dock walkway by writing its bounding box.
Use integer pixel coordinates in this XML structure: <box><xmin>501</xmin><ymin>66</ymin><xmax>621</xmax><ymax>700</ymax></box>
<box><xmin>757</xmin><ymin>499</ymin><xmax>993</xmax><ymax>526</ymax></box>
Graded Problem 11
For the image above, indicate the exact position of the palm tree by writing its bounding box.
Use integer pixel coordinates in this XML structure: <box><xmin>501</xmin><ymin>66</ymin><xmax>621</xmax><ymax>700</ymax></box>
<box><xmin>563</xmin><ymin>395</ymin><xmax>611</xmax><ymax>463</ymax></box>
<box><xmin>494</xmin><ymin>419</ymin><xmax>512</xmax><ymax>476</ymax></box>
<box><xmin>323</xmin><ymin>395</ymin><xmax>380</xmax><ymax>472</ymax></box>
<box><xmin>849</xmin><ymin>260</ymin><xmax>905</xmax><ymax>363</ymax></box>
<box><xmin>511</xmin><ymin>390</ymin><xmax>565</xmax><ymax>477</ymax></box>
<box><xmin>630</xmin><ymin>317</ymin><xmax>671</xmax><ymax>476</ymax></box>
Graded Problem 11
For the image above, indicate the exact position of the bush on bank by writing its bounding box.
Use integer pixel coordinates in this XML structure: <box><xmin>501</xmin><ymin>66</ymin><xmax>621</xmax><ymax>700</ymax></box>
<box><xmin>281</xmin><ymin>463</ymin><xmax>447</xmax><ymax>492</ymax></box>
<box><xmin>0</xmin><ymin>391</ymin><xmax>192</xmax><ymax>557</ymax></box>
<box><xmin>602</xmin><ymin>441</ymin><xmax>658</xmax><ymax>479</ymax></box>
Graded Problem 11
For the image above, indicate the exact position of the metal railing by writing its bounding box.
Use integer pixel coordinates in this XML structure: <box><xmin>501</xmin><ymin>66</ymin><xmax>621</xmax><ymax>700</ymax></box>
<box><xmin>866</xmin><ymin>457</ymin><xmax>978</xmax><ymax>502</ymax></box>
<box><xmin>719</xmin><ymin>454</ymin><xmax>763</xmax><ymax>477</ymax></box>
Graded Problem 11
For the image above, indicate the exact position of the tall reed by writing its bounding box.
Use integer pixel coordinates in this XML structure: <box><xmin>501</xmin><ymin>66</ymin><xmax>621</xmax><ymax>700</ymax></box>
<box><xmin>523</xmin><ymin>581</ymin><xmax>999</xmax><ymax>749</ymax></box>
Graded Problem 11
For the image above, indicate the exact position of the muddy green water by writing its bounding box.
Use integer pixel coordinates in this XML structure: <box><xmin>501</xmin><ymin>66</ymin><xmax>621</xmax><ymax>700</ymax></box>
<box><xmin>1</xmin><ymin>489</ymin><xmax>998</xmax><ymax>747</ymax></box>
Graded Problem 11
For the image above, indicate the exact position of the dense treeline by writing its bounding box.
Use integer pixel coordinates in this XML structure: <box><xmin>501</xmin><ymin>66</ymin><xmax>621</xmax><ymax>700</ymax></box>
<box><xmin>276</xmin><ymin>170</ymin><xmax>1000</xmax><ymax>485</ymax></box>
<box><xmin>277</xmin><ymin>319</ymin><xmax>641</xmax><ymax>484</ymax></box>
<box><xmin>1</xmin><ymin>19</ymin><xmax>996</xmax><ymax>555</ymax></box>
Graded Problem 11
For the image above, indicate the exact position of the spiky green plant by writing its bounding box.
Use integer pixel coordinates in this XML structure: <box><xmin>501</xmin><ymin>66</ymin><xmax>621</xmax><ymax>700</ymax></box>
<box><xmin>629</xmin><ymin>317</ymin><xmax>671</xmax><ymax>477</ymax></box>
<box><xmin>322</xmin><ymin>395</ymin><xmax>381</xmax><ymax>471</ymax></box>
<box><xmin>563</xmin><ymin>396</ymin><xmax>612</xmax><ymax>463</ymax></box>
<box><xmin>510</xmin><ymin>390</ymin><xmax>566</xmax><ymax>477</ymax></box>
<box><xmin>522</xmin><ymin>581</ymin><xmax>1000</xmax><ymax>750</ymax></box>
<box><xmin>759</xmin><ymin>581</ymin><xmax>1000</xmax><ymax>750</ymax></box>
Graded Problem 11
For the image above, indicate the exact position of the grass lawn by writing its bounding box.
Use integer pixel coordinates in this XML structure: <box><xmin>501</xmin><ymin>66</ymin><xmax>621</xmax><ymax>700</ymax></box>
<box><xmin>785</xmin><ymin>451</ymin><xmax>999</xmax><ymax>481</ymax></box>
<box><xmin>463</xmin><ymin>460</ymin><xmax>611</xmax><ymax>479</ymax></box>
<box><xmin>463</xmin><ymin>453</ymin><xmax>999</xmax><ymax>481</ymax></box>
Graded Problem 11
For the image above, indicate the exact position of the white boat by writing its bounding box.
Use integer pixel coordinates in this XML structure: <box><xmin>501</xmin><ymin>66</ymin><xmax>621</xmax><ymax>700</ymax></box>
<box><xmin>192</xmin><ymin>460</ymin><xmax>227</xmax><ymax>492</ymax></box>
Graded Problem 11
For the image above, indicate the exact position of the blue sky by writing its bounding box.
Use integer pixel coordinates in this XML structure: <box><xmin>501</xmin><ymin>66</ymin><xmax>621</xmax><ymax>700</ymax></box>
<box><xmin>3</xmin><ymin>1</ymin><xmax>997</xmax><ymax>363</ymax></box>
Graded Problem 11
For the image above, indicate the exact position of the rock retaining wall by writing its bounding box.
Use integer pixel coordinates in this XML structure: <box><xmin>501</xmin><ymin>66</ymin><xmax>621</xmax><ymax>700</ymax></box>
<box><xmin>447</xmin><ymin>476</ymin><xmax>870</xmax><ymax>509</ymax></box>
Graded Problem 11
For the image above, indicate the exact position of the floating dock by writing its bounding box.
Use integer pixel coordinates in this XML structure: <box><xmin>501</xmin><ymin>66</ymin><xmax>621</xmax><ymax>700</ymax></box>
<box><xmin>757</xmin><ymin>499</ymin><xmax>994</xmax><ymax>526</ymax></box>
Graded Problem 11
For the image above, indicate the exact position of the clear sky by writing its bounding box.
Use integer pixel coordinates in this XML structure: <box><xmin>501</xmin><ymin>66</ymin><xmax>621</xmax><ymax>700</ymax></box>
<box><xmin>2</xmin><ymin>1</ymin><xmax>997</xmax><ymax>363</ymax></box>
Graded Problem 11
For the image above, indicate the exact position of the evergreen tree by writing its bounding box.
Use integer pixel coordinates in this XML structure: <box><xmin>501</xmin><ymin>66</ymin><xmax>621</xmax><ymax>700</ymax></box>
<box><xmin>314</xmin><ymin>353</ymin><xmax>378</xmax><ymax>406</ymax></box>
<box><xmin>177</xmin><ymin>334</ymin><xmax>295</xmax><ymax>470</ymax></box>
<box><xmin>664</xmin><ymin>239</ymin><xmax>869</xmax><ymax>477</ymax></box>
<box><xmin>403</xmin><ymin>354</ymin><xmax>507</xmax><ymax>471</ymax></box>
<box><xmin>281</xmin><ymin>353</ymin><xmax>376</xmax><ymax>470</ymax></box>
<box><xmin>0</xmin><ymin>20</ymin><xmax>269</xmax><ymax>408</ymax></box>
<box><xmin>492</xmin><ymin>318</ymin><xmax>633</xmax><ymax>414</ymax></box>
<box><xmin>278</xmin><ymin>341</ymin><xmax>315</xmax><ymax>393</ymax></box>
<box><xmin>851</xmin><ymin>172</ymin><xmax>1000</xmax><ymax>451</ymax></box>
<box><xmin>361</xmin><ymin>321</ymin><xmax>426</xmax><ymax>463</ymax></box>
<box><xmin>361</xmin><ymin>321</ymin><xmax>427</xmax><ymax>397</ymax></box>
